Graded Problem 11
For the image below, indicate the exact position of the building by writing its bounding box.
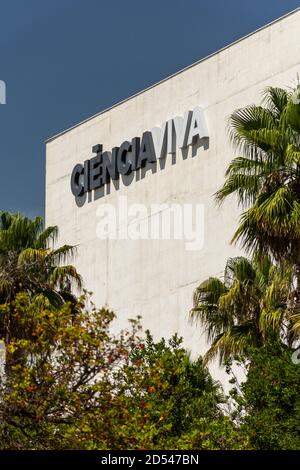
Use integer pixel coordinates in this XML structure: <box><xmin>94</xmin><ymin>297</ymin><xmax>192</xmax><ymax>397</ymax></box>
<box><xmin>45</xmin><ymin>8</ymin><xmax>300</xmax><ymax>384</ymax></box>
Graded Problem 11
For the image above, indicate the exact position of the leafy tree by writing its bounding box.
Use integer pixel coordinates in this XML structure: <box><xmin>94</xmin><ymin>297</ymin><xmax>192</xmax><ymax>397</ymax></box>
<box><xmin>190</xmin><ymin>255</ymin><xmax>298</xmax><ymax>363</ymax></box>
<box><xmin>111</xmin><ymin>331</ymin><xmax>244</xmax><ymax>449</ymax></box>
<box><xmin>0</xmin><ymin>292</ymin><xmax>137</xmax><ymax>449</ymax></box>
<box><xmin>228</xmin><ymin>340</ymin><xmax>300</xmax><ymax>450</ymax></box>
<box><xmin>0</xmin><ymin>294</ymin><xmax>245</xmax><ymax>450</ymax></box>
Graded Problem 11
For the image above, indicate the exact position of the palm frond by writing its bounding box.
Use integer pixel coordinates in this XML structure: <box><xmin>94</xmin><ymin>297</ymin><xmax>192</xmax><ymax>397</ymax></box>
<box><xmin>215</xmin><ymin>174</ymin><xmax>261</xmax><ymax>206</ymax></box>
<box><xmin>262</xmin><ymin>86</ymin><xmax>289</xmax><ymax>117</ymax></box>
<box><xmin>34</xmin><ymin>225</ymin><xmax>58</xmax><ymax>249</ymax></box>
<box><xmin>204</xmin><ymin>323</ymin><xmax>259</xmax><ymax>365</ymax></box>
<box><xmin>50</xmin><ymin>265</ymin><xmax>82</xmax><ymax>291</ymax></box>
<box><xmin>259</xmin><ymin>308</ymin><xmax>284</xmax><ymax>336</ymax></box>
<box><xmin>18</xmin><ymin>248</ymin><xmax>48</xmax><ymax>265</ymax></box>
<box><xmin>0</xmin><ymin>212</ymin><xmax>82</xmax><ymax>308</ymax></box>
<box><xmin>47</xmin><ymin>245</ymin><xmax>77</xmax><ymax>265</ymax></box>
<box><xmin>285</xmin><ymin>144</ymin><xmax>300</xmax><ymax>165</ymax></box>
<box><xmin>224</xmin><ymin>257</ymin><xmax>256</xmax><ymax>285</ymax></box>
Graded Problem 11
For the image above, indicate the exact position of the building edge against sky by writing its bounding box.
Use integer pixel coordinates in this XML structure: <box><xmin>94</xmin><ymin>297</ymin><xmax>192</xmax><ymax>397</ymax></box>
<box><xmin>45</xmin><ymin>8</ymin><xmax>300</xmax><ymax>385</ymax></box>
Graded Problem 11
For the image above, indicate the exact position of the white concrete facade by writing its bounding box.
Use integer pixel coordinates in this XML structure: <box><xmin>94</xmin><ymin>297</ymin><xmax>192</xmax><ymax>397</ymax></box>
<box><xmin>45</xmin><ymin>9</ymin><xmax>300</xmax><ymax>384</ymax></box>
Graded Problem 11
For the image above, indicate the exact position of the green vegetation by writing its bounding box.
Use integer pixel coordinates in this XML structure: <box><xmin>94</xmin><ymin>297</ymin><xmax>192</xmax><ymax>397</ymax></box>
<box><xmin>0</xmin><ymin>86</ymin><xmax>300</xmax><ymax>449</ymax></box>
<box><xmin>190</xmin><ymin>254</ymin><xmax>298</xmax><ymax>362</ymax></box>
<box><xmin>228</xmin><ymin>341</ymin><xmax>300</xmax><ymax>450</ymax></box>
<box><xmin>216</xmin><ymin>87</ymin><xmax>300</xmax><ymax>268</ymax></box>
<box><xmin>0</xmin><ymin>211</ymin><xmax>81</xmax><ymax>376</ymax></box>
<box><xmin>215</xmin><ymin>86</ymin><xmax>300</xmax><ymax>329</ymax></box>
<box><xmin>189</xmin><ymin>85</ymin><xmax>300</xmax><ymax>449</ymax></box>
<box><xmin>0</xmin><ymin>294</ymin><xmax>246</xmax><ymax>449</ymax></box>
<box><xmin>0</xmin><ymin>212</ymin><xmax>81</xmax><ymax>307</ymax></box>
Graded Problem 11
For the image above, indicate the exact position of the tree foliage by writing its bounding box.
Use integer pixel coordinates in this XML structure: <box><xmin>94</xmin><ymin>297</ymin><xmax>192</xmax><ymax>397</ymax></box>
<box><xmin>228</xmin><ymin>341</ymin><xmax>300</xmax><ymax>450</ymax></box>
<box><xmin>216</xmin><ymin>86</ymin><xmax>300</xmax><ymax>270</ymax></box>
<box><xmin>0</xmin><ymin>293</ymin><xmax>246</xmax><ymax>450</ymax></box>
<box><xmin>190</xmin><ymin>255</ymin><xmax>299</xmax><ymax>363</ymax></box>
<box><xmin>0</xmin><ymin>211</ymin><xmax>81</xmax><ymax>309</ymax></box>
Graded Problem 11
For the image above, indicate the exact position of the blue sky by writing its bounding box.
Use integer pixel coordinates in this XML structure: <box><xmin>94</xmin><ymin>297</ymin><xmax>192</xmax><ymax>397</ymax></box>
<box><xmin>0</xmin><ymin>0</ymin><xmax>300</xmax><ymax>218</ymax></box>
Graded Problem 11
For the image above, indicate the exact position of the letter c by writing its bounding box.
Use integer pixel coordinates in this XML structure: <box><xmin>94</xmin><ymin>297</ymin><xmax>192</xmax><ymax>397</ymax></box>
<box><xmin>70</xmin><ymin>163</ymin><xmax>84</xmax><ymax>197</ymax></box>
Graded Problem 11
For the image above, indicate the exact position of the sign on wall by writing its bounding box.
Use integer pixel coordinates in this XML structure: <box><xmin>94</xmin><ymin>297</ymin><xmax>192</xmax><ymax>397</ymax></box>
<box><xmin>70</xmin><ymin>106</ymin><xmax>209</xmax><ymax>201</ymax></box>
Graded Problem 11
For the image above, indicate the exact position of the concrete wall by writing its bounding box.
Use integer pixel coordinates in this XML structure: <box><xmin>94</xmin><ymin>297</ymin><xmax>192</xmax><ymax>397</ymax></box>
<box><xmin>45</xmin><ymin>9</ymin><xmax>300</xmax><ymax>385</ymax></box>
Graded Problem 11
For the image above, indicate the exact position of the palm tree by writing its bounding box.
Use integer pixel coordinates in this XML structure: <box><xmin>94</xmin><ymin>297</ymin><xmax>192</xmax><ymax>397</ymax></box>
<box><xmin>0</xmin><ymin>211</ymin><xmax>82</xmax><ymax>352</ymax></box>
<box><xmin>216</xmin><ymin>86</ymin><xmax>300</xmax><ymax>284</ymax></box>
<box><xmin>0</xmin><ymin>211</ymin><xmax>82</xmax><ymax>305</ymax></box>
<box><xmin>190</xmin><ymin>256</ymin><xmax>296</xmax><ymax>363</ymax></box>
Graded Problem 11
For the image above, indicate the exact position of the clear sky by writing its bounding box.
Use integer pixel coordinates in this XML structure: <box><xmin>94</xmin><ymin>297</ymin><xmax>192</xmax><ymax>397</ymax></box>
<box><xmin>0</xmin><ymin>0</ymin><xmax>300</xmax><ymax>218</ymax></box>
